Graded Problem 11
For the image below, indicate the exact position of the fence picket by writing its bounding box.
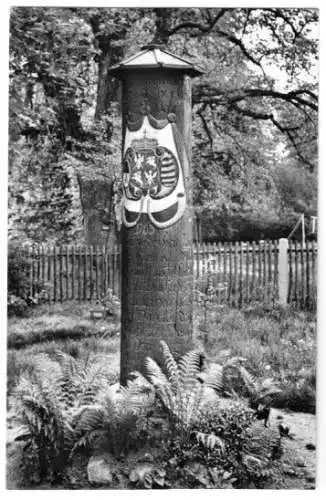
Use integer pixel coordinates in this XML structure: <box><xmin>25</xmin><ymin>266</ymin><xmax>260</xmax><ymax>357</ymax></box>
<box><xmin>53</xmin><ymin>246</ymin><xmax>57</xmax><ymax>302</ymax></box>
<box><xmin>300</xmin><ymin>242</ymin><xmax>305</xmax><ymax>308</ymax></box>
<box><xmin>235</xmin><ymin>242</ymin><xmax>239</xmax><ymax>307</ymax></box>
<box><xmin>239</xmin><ymin>242</ymin><xmax>243</xmax><ymax>307</ymax></box>
<box><xmin>312</xmin><ymin>240</ymin><xmax>316</xmax><ymax>307</ymax></box>
<box><xmin>84</xmin><ymin>245</ymin><xmax>87</xmax><ymax>301</ymax></box>
<box><xmin>65</xmin><ymin>245</ymin><xmax>69</xmax><ymax>301</ymax></box>
<box><xmin>252</xmin><ymin>241</ymin><xmax>256</xmax><ymax>300</ymax></box>
<box><xmin>47</xmin><ymin>246</ymin><xmax>52</xmax><ymax>302</ymax></box>
<box><xmin>294</xmin><ymin>240</ymin><xmax>298</xmax><ymax>306</ymax></box>
<box><xmin>306</xmin><ymin>241</ymin><xmax>310</xmax><ymax>309</ymax></box>
<box><xmin>288</xmin><ymin>240</ymin><xmax>293</xmax><ymax>303</ymax></box>
<box><xmin>95</xmin><ymin>245</ymin><xmax>99</xmax><ymax>300</ymax></box>
<box><xmin>19</xmin><ymin>240</ymin><xmax>316</xmax><ymax>310</ymax></box>
<box><xmin>227</xmin><ymin>242</ymin><xmax>232</xmax><ymax>305</ymax></box>
<box><xmin>257</xmin><ymin>241</ymin><xmax>262</xmax><ymax>296</ymax></box>
<box><xmin>77</xmin><ymin>246</ymin><xmax>80</xmax><ymax>301</ymax></box>
<box><xmin>71</xmin><ymin>246</ymin><xmax>75</xmax><ymax>300</ymax></box>
<box><xmin>263</xmin><ymin>240</ymin><xmax>267</xmax><ymax>302</ymax></box>
<box><xmin>274</xmin><ymin>240</ymin><xmax>278</xmax><ymax>302</ymax></box>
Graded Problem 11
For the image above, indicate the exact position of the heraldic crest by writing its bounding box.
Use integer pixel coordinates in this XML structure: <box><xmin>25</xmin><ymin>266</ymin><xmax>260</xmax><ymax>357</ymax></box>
<box><xmin>122</xmin><ymin>115</ymin><xmax>187</xmax><ymax>229</ymax></box>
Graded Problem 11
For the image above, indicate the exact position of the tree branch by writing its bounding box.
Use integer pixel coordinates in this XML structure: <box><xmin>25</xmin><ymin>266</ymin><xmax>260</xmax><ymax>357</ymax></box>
<box><xmin>215</xmin><ymin>29</ymin><xmax>263</xmax><ymax>68</ymax></box>
<box><xmin>229</xmin><ymin>102</ymin><xmax>316</xmax><ymax>170</ymax></box>
<box><xmin>168</xmin><ymin>8</ymin><xmax>228</xmax><ymax>37</ymax></box>
<box><xmin>197</xmin><ymin>104</ymin><xmax>213</xmax><ymax>148</ymax></box>
<box><xmin>193</xmin><ymin>84</ymin><xmax>318</xmax><ymax>112</ymax></box>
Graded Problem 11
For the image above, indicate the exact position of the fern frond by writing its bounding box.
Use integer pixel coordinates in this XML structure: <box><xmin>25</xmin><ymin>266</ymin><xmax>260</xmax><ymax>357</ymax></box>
<box><xmin>178</xmin><ymin>350</ymin><xmax>202</xmax><ymax>392</ymax></box>
<box><xmin>204</xmin><ymin>364</ymin><xmax>224</xmax><ymax>394</ymax></box>
<box><xmin>73</xmin><ymin>406</ymin><xmax>105</xmax><ymax>437</ymax></box>
<box><xmin>46</xmin><ymin>351</ymin><xmax>80</xmax><ymax>408</ymax></box>
<box><xmin>183</xmin><ymin>382</ymin><xmax>204</xmax><ymax>427</ymax></box>
<box><xmin>160</xmin><ymin>341</ymin><xmax>181</xmax><ymax>392</ymax></box>
<box><xmin>145</xmin><ymin>356</ymin><xmax>168</xmax><ymax>386</ymax></box>
<box><xmin>70</xmin><ymin>429</ymin><xmax>106</xmax><ymax>457</ymax></box>
<box><xmin>237</xmin><ymin>366</ymin><xmax>259</xmax><ymax>397</ymax></box>
<box><xmin>196</xmin><ymin>431</ymin><xmax>225</xmax><ymax>451</ymax></box>
<box><xmin>243</xmin><ymin>422</ymin><xmax>282</xmax><ymax>462</ymax></box>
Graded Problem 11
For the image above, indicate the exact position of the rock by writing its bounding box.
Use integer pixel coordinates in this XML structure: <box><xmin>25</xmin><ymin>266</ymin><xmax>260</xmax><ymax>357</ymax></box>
<box><xmin>183</xmin><ymin>460</ymin><xmax>211</xmax><ymax>487</ymax></box>
<box><xmin>283</xmin><ymin>465</ymin><xmax>298</xmax><ymax>477</ymax></box>
<box><xmin>87</xmin><ymin>453</ymin><xmax>117</xmax><ymax>485</ymax></box>
<box><xmin>305</xmin><ymin>443</ymin><xmax>316</xmax><ymax>451</ymax></box>
<box><xmin>129</xmin><ymin>463</ymin><xmax>154</xmax><ymax>485</ymax></box>
<box><xmin>201</xmin><ymin>386</ymin><xmax>219</xmax><ymax>407</ymax></box>
<box><xmin>295</xmin><ymin>459</ymin><xmax>306</xmax><ymax>468</ymax></box>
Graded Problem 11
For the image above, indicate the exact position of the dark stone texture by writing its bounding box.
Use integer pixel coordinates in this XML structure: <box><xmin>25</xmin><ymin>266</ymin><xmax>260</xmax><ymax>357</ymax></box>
<box><xmin>119</xmin><ymin>70</ymin><xmax>194</xmax><ymax>384</ymax></box>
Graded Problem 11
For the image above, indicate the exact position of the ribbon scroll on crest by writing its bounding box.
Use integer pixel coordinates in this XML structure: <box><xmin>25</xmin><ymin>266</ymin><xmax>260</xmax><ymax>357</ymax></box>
<box><xmin>121</xmin><ymin>115</ymin><xmax>187</xmax><ymax>229</ymax></box>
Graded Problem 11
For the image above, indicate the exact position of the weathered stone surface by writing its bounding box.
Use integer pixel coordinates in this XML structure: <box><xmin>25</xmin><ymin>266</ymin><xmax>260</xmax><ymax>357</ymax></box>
<box><xmin>283</xmin><ymin>465</ymin><xmax>298</xmax><ymax>477</ymax></box>
<box><xmin>118</xmin><ymin>66</ymin><xmax>195</xmax><ymax>385</ymax></box>
<box><xmin>87</xmin><ymin>453</ymin><xmax>117</xmax><ymax>485</ymax></box>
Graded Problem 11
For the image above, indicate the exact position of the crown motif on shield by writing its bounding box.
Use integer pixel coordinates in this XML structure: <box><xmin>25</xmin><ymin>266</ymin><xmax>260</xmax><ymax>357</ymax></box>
<box><xmin>131</xmin><ymin>132</ymin><xmax>157</xmax><ymax>151</ymax></box>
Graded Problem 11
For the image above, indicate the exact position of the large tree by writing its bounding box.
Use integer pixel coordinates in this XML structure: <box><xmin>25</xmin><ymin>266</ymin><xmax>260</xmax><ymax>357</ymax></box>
<box><xmin>8</xmin><ymin>7</ymin><xmax>318</xmax><ymax>244</ymax></box>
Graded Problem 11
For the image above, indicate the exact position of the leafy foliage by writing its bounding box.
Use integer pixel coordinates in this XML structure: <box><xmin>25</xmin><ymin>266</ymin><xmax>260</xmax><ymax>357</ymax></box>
<box><xmin>13</xmin><ymin>351</ymin><xmax>114</xmax><ymax>483</ymax></box>
<box><xmin>145</xmin><ymin>341</ymin><xmax>224</xmax><ymax>447</ymax></box>
<box><xmin>12</xmin><ymin>350</ymin><xmax>157</xmax><ymax>484</ymax></box>
<box><xmin>7</xmin><ymin>295</ymin><xmax>28</xmax><ymax>318</ymax></box>
<box><xmin>192</xmin><ymin>401</ymin><xmax>282</xmax><ymax>488</ymax></box>
<box><xmin>8</xmin><ymin>7</ymin><xmax>318</xmax><ymax>244</ymax></box>
<box><xmin>7</xmin><ymin>243</ymin><xmax>50</xmax><ymax>315</ymax></box>
<box><xmin>7</xmin><ymin>244</ymin><xmax>31</xmax><ymax>300</ymax></box>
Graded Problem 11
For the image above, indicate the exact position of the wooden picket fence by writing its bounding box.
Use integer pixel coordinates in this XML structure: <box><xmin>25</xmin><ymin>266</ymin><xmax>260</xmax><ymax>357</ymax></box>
<box><xmin>194</xmin><ymin>239</ymin><xmax>317</xmax><ymax>310</ymax></box>
<box><xmin>194</xmin><ymin>240</ymin><xmax>279</xmax><ymax>307</ymax></box>
<box><xmin>19</xmin><ymin>239</ymin><xmax>317</xmax><ymax>310</ymax></box>
<box><xmin>288</xmin><ymin>240</ymin><xmax>317</xmax><ymax>310</ymax></box>
<box><xmin>21</xmin><ymin>245</ymin><xmax>121</xmax><ymax>303</ymax></box>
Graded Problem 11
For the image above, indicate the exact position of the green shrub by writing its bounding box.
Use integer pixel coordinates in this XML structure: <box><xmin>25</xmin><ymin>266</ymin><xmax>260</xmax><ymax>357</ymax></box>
<box><xmin>160</xmin><ymin>400</ymin><xmax>281</xmax><ymax>489</ymax></box>
<box><xmin>192</xmin><ymin>402</ymin><xmax>282</xmax><ymax>488</ymax></box>
<box><xmin>12</xmin><ymin>351</ymin><xmax>156</xmax><ymax>485</ymax></box>
<box><xmin>7</xmin><ymin>244</ymin><xmax>30</xmax><ymax>299</ymax></box>
<box><xmin>13</xmin><ymin>351</ymin><xmax>117</xmax><ymax>484</ymax></box>
<box><xmin>196</xmin><ymin>304</ymin><xmax>316</xmax><ymax>412</ymax></box>
<box><xmin>7</xmin><ymin>244</ymin><xmax>50</xmax><ymax>315</ymax></box>
<box><xmin>144</xmin><ymin>341</ymin><xmax>224</xmax><ymax>445</ymax></box>
<box><xmin>7</xmin><ymin>294</ymin><xmax>28</xmax><ymax>318</ymax></box>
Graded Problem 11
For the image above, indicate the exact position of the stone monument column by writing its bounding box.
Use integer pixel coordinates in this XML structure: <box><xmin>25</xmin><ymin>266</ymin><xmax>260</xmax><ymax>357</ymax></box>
<box><xmin>109</xmin><ymin>45</ymin><xmax>203</xmax><ymax>384</ymax></box>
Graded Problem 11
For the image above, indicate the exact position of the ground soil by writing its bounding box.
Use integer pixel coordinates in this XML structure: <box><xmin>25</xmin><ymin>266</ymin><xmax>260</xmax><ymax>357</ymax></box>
<box><xmin>267</xmin><ymin>408</ymin><xmax>316</xmax><ymax>489</ymax></box>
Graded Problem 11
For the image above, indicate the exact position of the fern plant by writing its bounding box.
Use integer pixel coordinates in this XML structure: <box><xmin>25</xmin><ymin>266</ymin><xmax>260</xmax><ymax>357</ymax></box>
<box><xmin>71</xmin><ymin>382</ymin><xmax>156</xmax><ymax>458</ymax></box>
<box><xmin>13</xmin><ymin>351</ymin><xmax>119</xmax><ymax>483</ymax></box>
<box><xmin>193</xmin><ymin>400</ymin><xmax>282</xmax><ymax>488</ymax></box>
<box><xmin>144</xmin><ymin>341</ymin><xmax>224</xmax><ymax>451</ymax></box>
<box><xmin>203</xmin><ymin>356</ymin><xmax>282</xmax><ymax>425</ymax></box>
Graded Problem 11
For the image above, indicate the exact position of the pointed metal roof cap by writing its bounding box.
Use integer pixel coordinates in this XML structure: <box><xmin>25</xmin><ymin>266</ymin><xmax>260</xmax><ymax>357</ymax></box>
<box><xmin>108</xmin><ymin>44</ymin><xmax>204</xmax><ymax>77</ymax></box>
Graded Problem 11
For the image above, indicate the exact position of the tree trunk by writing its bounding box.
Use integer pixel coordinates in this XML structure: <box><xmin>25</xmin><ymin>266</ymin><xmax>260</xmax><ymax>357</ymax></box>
<box><xmin>78</xmin><ymin>175</ymin><xmax>117</xmax><ymax>248</ymax></box>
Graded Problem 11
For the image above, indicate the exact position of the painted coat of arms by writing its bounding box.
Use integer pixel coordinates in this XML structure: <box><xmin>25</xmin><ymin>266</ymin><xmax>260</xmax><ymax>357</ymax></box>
<box><xmin>122</xmin><ymin>116</ymin><xmax>186</xmax><ymax>229</ymax></box>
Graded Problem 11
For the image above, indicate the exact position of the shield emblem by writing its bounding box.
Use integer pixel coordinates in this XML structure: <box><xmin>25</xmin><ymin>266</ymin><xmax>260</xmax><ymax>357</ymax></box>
<box><xmin>122</xmin><ymin>116</ymin><xmax>186</xmax><ymax>229</ymax></box>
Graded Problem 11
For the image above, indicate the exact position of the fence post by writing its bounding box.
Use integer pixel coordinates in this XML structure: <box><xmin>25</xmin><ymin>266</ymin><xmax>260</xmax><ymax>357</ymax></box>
<box><xmin>278</xmin><ymin>238</ymin><xmax>289</xmax><ymax>305</ymax></box>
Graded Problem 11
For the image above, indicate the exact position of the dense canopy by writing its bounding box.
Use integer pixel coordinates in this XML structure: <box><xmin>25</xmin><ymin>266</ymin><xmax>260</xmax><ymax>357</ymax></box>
<box><xmin>8</xmin><ymin>7</ymin><xmax>318</xmax><ymax>244</ymax></box>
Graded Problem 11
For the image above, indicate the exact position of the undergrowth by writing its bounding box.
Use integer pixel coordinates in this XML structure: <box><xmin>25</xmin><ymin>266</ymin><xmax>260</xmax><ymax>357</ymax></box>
<box><xmin>195</xmin><ymin>304</ymin><xmax>316</xmax><ymax>413</ymax></box>
<box><xmin>10</xmin><ymin>342</ymin><xmax>285</xmax><ymax>489</ymax></box>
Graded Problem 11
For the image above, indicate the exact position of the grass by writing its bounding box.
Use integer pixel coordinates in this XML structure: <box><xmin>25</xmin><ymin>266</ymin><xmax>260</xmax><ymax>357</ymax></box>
<box><xmin>7</xmin><ymin>302</ymin><xmax>121</xmax><ymax>403</ymax></box>
<box><xmin>7</xmin><ymin>300</ymin><xmax>316</xmax><ymax>414</ymax></box>
<box><xmin>6</xmin><ymin>300</ymin><xmax>316</xmax><ymax>490</ymax></box>
<box><xmin>7</xmin><ymin>301</ymin><xmax>119</xmax><ymax>348</ymax></box>
<box><xmin>194</xmin><ymin>303</ymin><xmax>316</xmax><ymax>413</ymax></box>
